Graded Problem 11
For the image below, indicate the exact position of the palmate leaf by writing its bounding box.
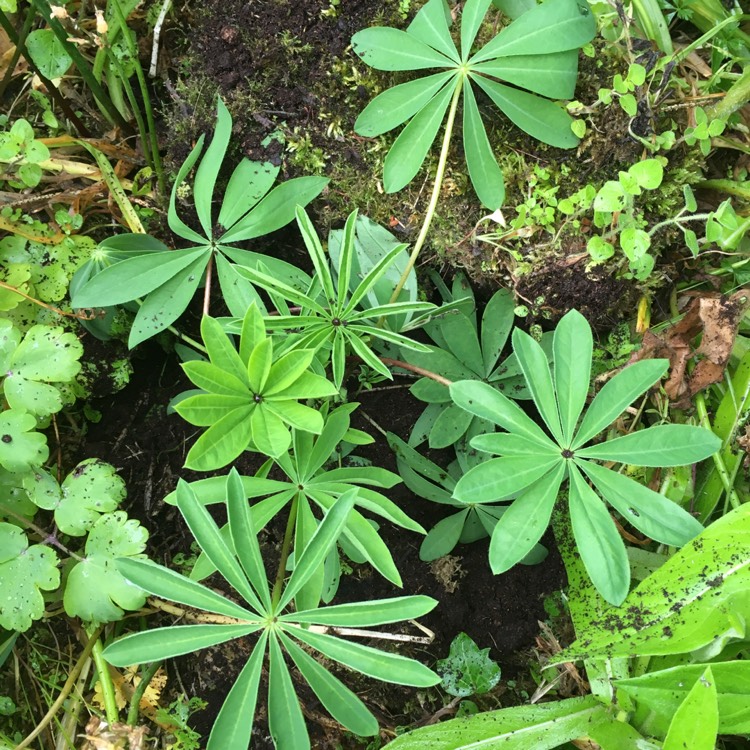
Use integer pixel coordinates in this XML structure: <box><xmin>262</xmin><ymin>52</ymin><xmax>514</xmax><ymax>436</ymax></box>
<box><xmin>353</xmin><ymin>0</ymin><xmax>594</xmax><ymax>206</ymax></box>
<box><xmin>105</xmin><ymin>473</ymin><xmax>439</xmax><ymax>748</ymax></box>
<box><xmin>450</xmin><ymin>308</ymin><xmax>720</xmax><ymax>605</ymax></box>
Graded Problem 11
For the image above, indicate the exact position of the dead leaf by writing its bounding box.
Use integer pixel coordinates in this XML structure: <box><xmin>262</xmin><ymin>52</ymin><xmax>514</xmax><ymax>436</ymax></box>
<box><xmin>0</xmin><ymin>27</ymin><xmax>27</xmax><ymax>80</ymax></box>
<box><xmin>79</xmin><ymin>717</ymin><xmax>148</xmax><ymax>750</ymax></box>
<box><xmin>631</xmin><ymin>291</ymin><xmax>750</xmax><ymax>406</ymax></box>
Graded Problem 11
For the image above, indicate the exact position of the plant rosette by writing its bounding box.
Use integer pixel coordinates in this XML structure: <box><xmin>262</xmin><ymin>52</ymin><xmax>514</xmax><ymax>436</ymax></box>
<box><xmin>449</xmin><ymin>309</ymin><xmax>721</xmax><ymax>605</ymax></box>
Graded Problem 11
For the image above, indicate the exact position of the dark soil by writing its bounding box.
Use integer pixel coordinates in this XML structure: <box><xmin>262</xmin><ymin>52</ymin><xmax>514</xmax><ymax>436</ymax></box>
<box><xmin>79</xmin><ymin>339</ymin><xmax>566</xmax><ymax>747</ymax></box>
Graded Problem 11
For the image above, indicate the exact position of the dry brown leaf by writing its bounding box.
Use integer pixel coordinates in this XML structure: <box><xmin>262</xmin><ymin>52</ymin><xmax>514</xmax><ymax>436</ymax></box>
<box><xmin>79</xmin><ymin>717</ymin><xmax>148</xmax><ymax>750</ymax></box>
<box><xmin>0</xmin><ymin>27</ymin><xmax>27</xmax><ymax>80</ymax></box>
<box><xmin>631</xmin><ymin>291</ymin><xmax>749</xmax><ymax>407</ymax></box>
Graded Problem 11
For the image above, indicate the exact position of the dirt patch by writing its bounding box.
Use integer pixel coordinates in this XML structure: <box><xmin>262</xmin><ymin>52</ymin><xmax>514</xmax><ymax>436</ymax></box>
<box><xmin>516</xmin><ymin>262</ymin><xmax>640</xmax><ymax>328</ymax></box>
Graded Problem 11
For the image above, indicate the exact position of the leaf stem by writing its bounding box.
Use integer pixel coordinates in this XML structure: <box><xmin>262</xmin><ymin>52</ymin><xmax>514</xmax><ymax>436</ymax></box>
<box><xmin>271</xmin><ymin>496</ymin><xmax>299</xmax><ymax>609</ymax></box>
<box><xmin>694</xmin><ymin>392</ymin><xmax>742</xmax><ymax>511</ymax></box>
<box><xmin>90</xmin><ymin>627</ymin><xmax>120</xmax><ymax>724</ymax></box>
<box><xmin>377</xmin><ymin>356</ymin><xmax>453</xmax><ymax>387</ymax></box>
<box><xmin>388</xmin><ymin>75</ymin><xmax>465</xmax><ymax>305</ymax></box>
<box><xmin>127</xmin><ymin>660</ymin><xmax>162</xmax><ymax>726</ymax></box>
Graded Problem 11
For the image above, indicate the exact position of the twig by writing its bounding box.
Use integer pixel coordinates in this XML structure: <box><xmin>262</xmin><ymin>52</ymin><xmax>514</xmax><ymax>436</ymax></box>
<box><xmin>149</xmin><ymin>0</ymin><xmax>172</xmax><ymax>77</ymax></box>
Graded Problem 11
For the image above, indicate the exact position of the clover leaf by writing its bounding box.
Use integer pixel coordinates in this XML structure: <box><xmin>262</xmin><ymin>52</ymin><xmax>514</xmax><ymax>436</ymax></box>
<box><xmin>0</xmin><ymin>409</ymin><xmax>49</xmax><ymax>473</ymax></box>
<box><xmin>64</xmin><ymin>511</ymin><xmax>149</xmax><ymax>623</ymax></box>
<box><xmin>450</xmin><ymin>309</ymin><xmax>721</xmax><ymax>605</ymax></box>
<box><xmin>24</xmin><ymin>459</ymin><xmax>126</xmax><ymax>536</ymax></box>
<box><xmin>0</xmin><ymin>522</ymin><xmax>59</xmax><ymax>631</ymax></box>
<box><xmin>1</xmin><ymin>322</ymin><xmax>83</xmax><ymax>416</ymax></box>
<box><xmin>352</xmin><ymin>0</ymin><xmax>595</xmax><ymax>207</ymax></box>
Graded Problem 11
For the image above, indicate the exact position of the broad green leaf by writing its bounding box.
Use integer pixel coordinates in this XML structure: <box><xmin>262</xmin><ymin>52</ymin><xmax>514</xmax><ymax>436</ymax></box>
<box><xmin>24</xmin><ymin>459</ymin><xmax>126</xmax><ymax>537</ymax></box>
<box><xmin>64</xmin><ymin>511</ymin><xmax>148</xmax><ymax>623</ymax></box>
<box><xmin>449</xmin><ymin>380</ymin><xmax>555</xmax><ymax>445</ymax></box>
<box><xmin>422</xmin><ymin>511</ymin><xmax>469</xmax><ymax>560</ymax></box>
<box><xmin>264</xmin><ymin>349</ymin><xmax>317</xmax><ymax>396</ymax></box>
<box><xmin>408</xmin><ymin>0</ymin><xmax>459</xmax><ymax>63</ymax></box>
<box><xmin>470</xmin><ymin>432</ymin><xmax>560</xmax><ymax>457</ymax></box>
<box><xmin>218</xmin><ymin>156</ymin><xmax>280</xmax><ymax>231</ymax></box>
<box><xmin>194</xmin><ymin>97</ymin><xmax>232</xmax><ymax>235</ymax></box>
<box><xmin>168</xmin><ymin>135</ymin><xmax>207</xmax><ymax>244</ymax></box>
<box><xmin>175</xmin><ymin>479</ymin><xmax>263</xmax><ymax>613</ymax></box>
<box><xmin>471</xmin><ymin>50</ymin><xmax>579</xmax><ymax>99</ymax></box>
<box><xmin>71</xmin><ymin>247</ymin><xmax>207</xmax><ymax>307</ymax></box>
<box><xmin>572</xmin><ymin>360</ymin><xmax>669</xmax><ymax>449</ymax></box>
<box><xmin>481</xmin><ymin>289</ymin><xmax>515</xmax><ymax>375</ymax></box>
<box><xmin>453</xmin><ymin>456</ymin><xmax>560</xmax><ymax>503</ymax></box>
<box><xmin>470</xmin><ymin>0</ymin><xmax>596</xmax><ymax>61</ymax></box>
<box><xmin>351</xmin><ymin>27</ymin><xmax>457</xmax><ymax>70</ymax></box>
<box><xmin>580</xmin><ymin>460</ymin><xmax>704</xmax><ymax>547</ymax></box>
<box><xmin>226</xmin><ymin>468</ymin><xmax>273</xmax><ymax>610</ymax></box>
<box><xmin>0</xmin><ymin>522</ymin><xmax>59</xmax><ymax>631</ymax></box>
<box><xmin>8</xmin><ymin>324</ymin><xmax>82</xmax><ymax>381</ymax></box>
<box><xmin>128</xmin><ymin>256</ymin><xmax>206</xmax><ymax>347</ymax></box>
<box><xmin>553</xmin><ymin>309</ymin><xmax>591</xmax><ymax>445</ymax></box>
<box><xmin>3</xmin><ymin>378</ymin><xmax>61</xmax><ymax>418</ymax></box>
<box><xmin>429</xmin><ymin>403</ymin><xmax>474</xmax><ymax>449</ymax></box>
<box><xmin>251</xmin><ymin>406</ymin><xmax>291</xmax><ymax>459</ymax></box>
<box><xmin>461</xmin><ymin>0</ymin><xmax>493</xmax><ymax>60</ymax></box>
<box><xmin>355</xmin><ymin>71</ymin><xmax>456</xmax><ymax>137</ymax></box>
<box><xmin>201</xmin><ymin>315</ymin><xmax>248</xmax><ymax>385</ymax></box>
<box><xmin>284</xmin><ymin>595</ymin><xmax>436</xmax><ymax>627</ymax></box>
<box><xmin>278</xmin><ymin>491</ymin><xmax>356</xmax><ymax>611</ymax></box>
<box><xmin>268</xmin><ymin>635</ymin><xmax>309</xmax><ymax>750</ymax></box>
<box><xmin>471</xmin><ymin>75</ymin><xmax>579</xmax><ymax>148</ymax></box>
<box><xmin>103</xmin><ymin>624</ymin><xmax>259</xmax><ymax>665</ymax></box>
<box><xmin>25</xmin><ymin>29</ymin><xmax>72</xmax><ymax>78</ymax></box>
<box><xmin>662</xmin><ymin>666</ymin><xmax>718</xmax><ymax>750</ymax></box>
<box><xmin>553</xmin><ymin>504</ymin><xmax>750</xmax><ymax>662</ymax></box>
<box><xmin>489</xmin><ymin>463</ymin><xmax>566</xmax><ymax>573</ymax></box>
<box><xmin>568</xmin><ymin>464</ymin><xmax>629</xmax><ymax>605</ymax></box>
<box><xmin>577</xmin><ymin>424</ymin><xmax>720</xmax><ymax>467</ymax></box>
<box><xmin>116</xmin><ymin>557</ymin><xmax>258</xmax><ymax>620</ymax></box>
<box><xmin>220</xmin><ymin>177</ymin><xmax>329</xmax><ymax>244</ymax></box>
<box><xmin>463</xmin><ymin>81</ymin><xmax>505</xmax><ymax>210</ymax></box>
<box><xmin>0</xmin><ymin>410</ymin><xmax>48</xmax><ymax>472</ymax></box>
<box><xmin>184</xmin><ymin>406</ymin><xmax>255</xmax><ymax>470</ymax></box>
<box><xmin>288</xmin><ymin>626</ymin><xmax>440</xmax><ymax>687</ymax></box>
<box><xmin>180</xmin><ymin>360</ymin><xmax>248</xmax><ymax>398</ymax></box>
<box><xmin>617</xmin><ymin>661</ymin><xmax>750</xmax><ymax>735</ymax></box>
<box><xmin>511</xmin><ymin>327</ymin><xmax>564</xmax><ymax>443</ymax></box>
<box><xmin>383</xmin><ymin>82</ymin><xmax>455</xmax><ymax>193</ymax></box>
<box><xmin>207</xmin><ymin>633</ymin><xmax>267</xmax><ymax>750</ymax></box>
<box><xmin>280</xmin><ymin>631</ymin><xmax>379</xmax><ymax>736</ymax></box>
<box><xmin>173</xmin><ymin>394</ymin><xmax>250</xmax><ymax>426</ymax></box>
<box><xmin>384</xmin><ymin>695</ymin><xmax>608</xmax><ymax>749</ymax></box>
<box><xmin>437</xmin><ymin>632</ymin><xmax>501</xmax><ymax>697</ymax></box>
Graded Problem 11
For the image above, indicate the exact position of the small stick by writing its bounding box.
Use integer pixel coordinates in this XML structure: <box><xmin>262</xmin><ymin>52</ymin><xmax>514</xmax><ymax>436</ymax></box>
<box><xmin>149</xmin><ymin>0</ymin><xmax>173</xmax><ymax>77</ymax></box>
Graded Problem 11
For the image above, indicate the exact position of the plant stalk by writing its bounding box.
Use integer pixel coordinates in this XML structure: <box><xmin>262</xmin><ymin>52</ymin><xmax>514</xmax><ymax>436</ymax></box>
<box><xmin>694</xmin><ymin>392</ymin><xmax>742</xmax><ymax>510</ymax></box>
<box><xmin>707</xmin><ymin>65</ymin><xmax>750</xmax><ymax>122</ymax></box>
<box><xmin>90</xmin><ymin>628</ymin><xmax>120</xmax><ymax>724</ymax></box>
<box><xmin>271</xmin><ymin>496</ymin><xmax>299</xmax><ymax>609</ymax></box>
<box><xmin>388</xmin><ymin>76</ymin><xmax>465</xmax><ymax>306</ymax></box>
<box><xmin>127</xmin><ymin>661</ymin><xmax>162</xmax><ymax>726</ymax></box>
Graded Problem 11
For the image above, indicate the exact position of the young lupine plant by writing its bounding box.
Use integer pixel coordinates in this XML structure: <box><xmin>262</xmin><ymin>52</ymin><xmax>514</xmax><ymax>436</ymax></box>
<box><xmin>449</xmin><ymin>309</ymin><xmax>721</xmax><ymax>605</ymax></box>
<box><xmin>165</xmin><ymin>404</ymin><xmax>425</xmax><ymax>608</ymax></box>
<box><xmin>352</xmin><ymin>0</ymin><xmax>595</xmax><ymax>208</ymax></box>
<box><xmin>388</xmin><ymin>432</ymin><xmax>547</xmax><ymax>565</ymax></box>
<box><xmin>400</xmin><ymin>287</ymin><xmax>551</xmax><ymax>465</ymax></box>
<box><xmin>71</xmin><ymin>98</ymin><xmax>327</xmax><ymax>346</ymax></box>
<box><xmin>103</xmin><ymin>472</ymin><xmax>439</xmax><ymax>750</ymax></box>
<box><xmin>173</xmin><ymin>304</ymin><xmax>338</xmax><ymax>469</ymax></box>
<box><xmin>233</xmin><ymin>208</ymin><xmax>435</xmax><ymax>389</ymax></box>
